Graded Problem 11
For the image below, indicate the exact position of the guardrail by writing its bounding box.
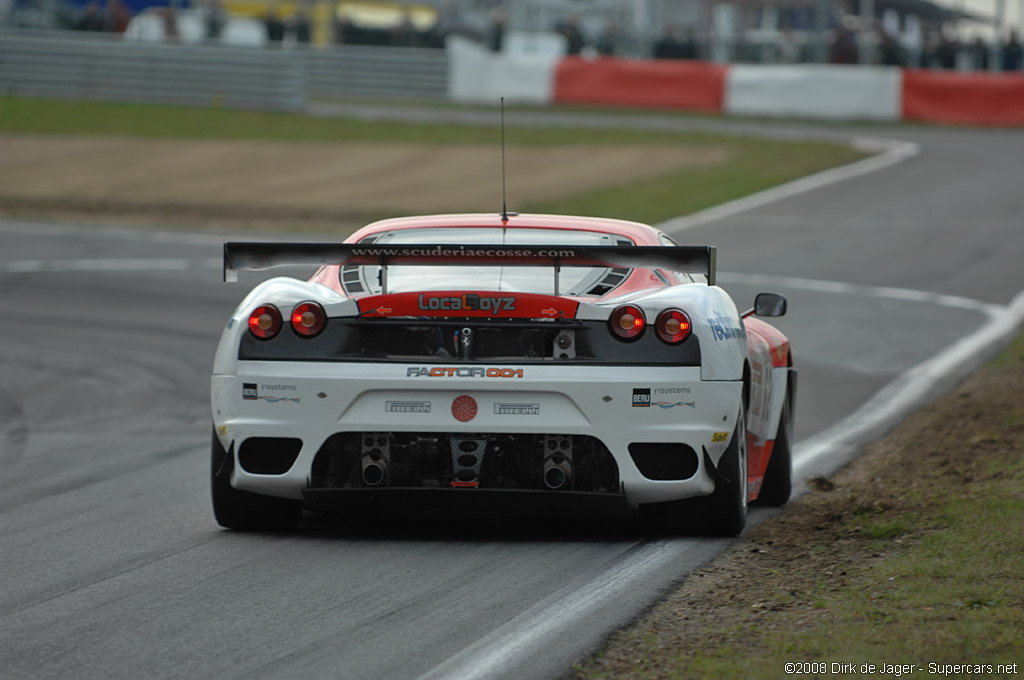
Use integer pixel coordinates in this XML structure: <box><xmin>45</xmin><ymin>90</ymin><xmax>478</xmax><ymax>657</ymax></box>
<box><xmin>305</xmin><ymin>46</ymin><xmax>448</xmax><ymax>101</ymax></box>
<box><xmin>0</xmin><ymin>32</ymin><xmax>448</xmax><ymax>111</ymax></box>
<box><xmin>6</xmin><ymin>29</ymin><xmax>1019</xmax><ymax>126</ymax></box>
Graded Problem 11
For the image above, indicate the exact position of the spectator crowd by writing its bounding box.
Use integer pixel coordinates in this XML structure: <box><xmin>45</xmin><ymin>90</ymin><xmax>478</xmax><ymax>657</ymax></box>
<box><xmin>72</xmin><ymin>0</ymin><xmax>131</xmax><ymax>32</ymax></box>
<box><xmin>48</xmin><ymin>0</ymin><xmax>1024</xmax><ymax>71</ymax></box>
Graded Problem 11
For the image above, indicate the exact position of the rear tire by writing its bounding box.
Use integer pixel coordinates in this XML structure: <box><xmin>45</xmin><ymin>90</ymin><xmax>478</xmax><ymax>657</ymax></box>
<box><xmin>757</xmin><ymin>394</ymin><xmax>793</xmax><ymax>506</ymax></box>
<box><xmin>706</xmin><ymin>406</ymin><xmax>749</xmax><ymax>536</ymax></box>
<box><xmin>211</xmin><ymin>428</ymin><xmax>303</xmax><ymax>531</ymax></box>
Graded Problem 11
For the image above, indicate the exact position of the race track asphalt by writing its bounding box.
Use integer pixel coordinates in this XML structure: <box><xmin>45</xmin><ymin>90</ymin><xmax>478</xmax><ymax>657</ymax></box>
<box><xmin>1</xmin><ymin>112</ymin><xmax>1022</xmax><ymax>680</ymax></box>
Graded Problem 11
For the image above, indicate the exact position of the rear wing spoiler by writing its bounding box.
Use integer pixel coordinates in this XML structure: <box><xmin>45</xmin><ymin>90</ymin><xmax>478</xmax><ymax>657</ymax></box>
<box><xmin>223</xmin><ymin>242</ymin><xmax>717</xmax><ymax>290</ymax></box>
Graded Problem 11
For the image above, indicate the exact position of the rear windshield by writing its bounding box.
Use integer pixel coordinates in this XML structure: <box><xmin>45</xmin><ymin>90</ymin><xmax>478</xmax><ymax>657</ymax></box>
<box><xmin>339</xmin><ymin>227</ymin><xmax>635</xmax><ymax>296</ymax></box>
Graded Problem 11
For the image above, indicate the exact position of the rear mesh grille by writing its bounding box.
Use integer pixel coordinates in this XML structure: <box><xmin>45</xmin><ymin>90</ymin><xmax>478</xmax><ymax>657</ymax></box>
<box><xmin>310</xmin><ymin>432</ymin><xmax>621</xmax><ymax>494</ymax></box>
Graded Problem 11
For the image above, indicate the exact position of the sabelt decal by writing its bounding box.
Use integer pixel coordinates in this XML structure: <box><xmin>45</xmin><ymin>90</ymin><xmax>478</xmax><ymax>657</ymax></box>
<box><xmin>494</xmin><ymin>403</ymin><xmax>540</xmax><ymax>416</ymax></box>
<box><xmin>451</xmin><ymin>395</ymin><xmax>478</xmax><ymax>422</ymax></box>
<box><xmin>386</xmin><ymin>401</ymin><xmax>431</xmax><ymax>413</ymax></box>
<box><xmin>357</xmin><ymin>291</ymin><xmax>578</xmax><ymax>319</ymax></box>
<box><xmin>632</xmin><ymin>388</ymin><xmax>651</xmax><ymax>407</ymax></box>
<box><xmin>712</xmin><ymin>432</ymin><xmax>729</xmax><ymax>442</ymax></box>
<box><xmin>418</xmin><ymin>293</ymin><xmax>515</xmax><ymax>314</ymax></box>
<box><xmin>407</xmin><ymin>367</ymin><xmax>524</xmax><ymax>379</ymax></box>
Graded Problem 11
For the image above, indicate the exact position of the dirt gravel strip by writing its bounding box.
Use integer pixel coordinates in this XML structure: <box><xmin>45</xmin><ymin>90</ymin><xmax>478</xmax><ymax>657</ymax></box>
<box><xmin>0</xmin><ymin>134</ymin><xmax>729</xmax><ymax>233</ymax></box>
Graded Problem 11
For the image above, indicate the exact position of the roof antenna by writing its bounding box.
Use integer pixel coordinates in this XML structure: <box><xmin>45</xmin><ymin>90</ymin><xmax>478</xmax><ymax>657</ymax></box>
<box><xmin>500</xmin><ymin>96</ymin><xmax>509</xmax><ymax>224</ymax></box>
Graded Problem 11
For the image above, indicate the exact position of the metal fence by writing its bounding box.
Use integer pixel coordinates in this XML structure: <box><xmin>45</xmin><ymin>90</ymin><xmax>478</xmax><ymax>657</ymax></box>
<box><xmin>0</xmin><ymin>31</ymin><xmax>449</xmax><ymax>112</ymax></box>
<box><xmin>305</xmin><ymin>45</ymin><xmax>448</xmax><ymax>101</ymax></box>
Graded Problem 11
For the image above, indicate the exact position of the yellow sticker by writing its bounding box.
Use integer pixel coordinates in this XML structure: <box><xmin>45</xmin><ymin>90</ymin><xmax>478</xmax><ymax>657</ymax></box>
<box><xmin>712</xmin><ymin>432</ymin><xmax>729</xmax><ymax>443</ymax></box>
<box><xmin>217</xmin><ymin>425</ymin><xmax>228</xmax><ymax>436</ymax></box>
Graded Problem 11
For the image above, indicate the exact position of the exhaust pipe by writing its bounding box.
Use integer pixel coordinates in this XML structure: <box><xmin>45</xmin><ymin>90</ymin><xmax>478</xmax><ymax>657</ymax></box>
<box><xmin>361</xmin><ymin>457</ymin><xmax>387</xmax><ymax>486</ymax></box>
<box><xmin>543</xmin><ymin>455</ymin><xmax>572</xmax><ymax>490</ymax></box>
<box><xmin>542</xmin><ymin>435</ymin><xmax>573</xmax><ymax>490</ymax></box>
<box><xmin>360</xmin><ymin>433</ymin><xmax>390</xmax><ymax>487</ymax></box>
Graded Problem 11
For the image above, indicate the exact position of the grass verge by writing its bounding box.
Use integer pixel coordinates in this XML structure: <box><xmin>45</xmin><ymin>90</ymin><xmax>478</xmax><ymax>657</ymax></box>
<box><xmin>0</xmin><ymin>96</ymin><xmax>866</xmax><ymax>228</ymax></box>
<box><xmin>570</xmin><ymin>332</ymin><xmax>1024</xmax><ymax>679</ymax></box>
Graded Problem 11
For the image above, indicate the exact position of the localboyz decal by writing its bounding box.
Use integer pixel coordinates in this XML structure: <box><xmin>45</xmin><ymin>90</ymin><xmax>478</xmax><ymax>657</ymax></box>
<box><xmin>418</xmin><ymin>293</ymin><xmax>516</xmax><ymax>314</ymax></box>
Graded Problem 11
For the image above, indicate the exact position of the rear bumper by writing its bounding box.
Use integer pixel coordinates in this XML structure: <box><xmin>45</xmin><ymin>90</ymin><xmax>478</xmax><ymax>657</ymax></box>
<box><xmin>212</xmin><ymin>361</ymin><xmax>742</xmax><ymax>507</ymax></box>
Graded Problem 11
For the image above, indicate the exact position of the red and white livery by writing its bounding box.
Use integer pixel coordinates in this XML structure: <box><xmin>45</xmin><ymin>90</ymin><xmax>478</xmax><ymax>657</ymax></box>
<box><xmin>211</xmin><ymin>213</ymin><xmax>796</xmax><ymax>535</ymax></box>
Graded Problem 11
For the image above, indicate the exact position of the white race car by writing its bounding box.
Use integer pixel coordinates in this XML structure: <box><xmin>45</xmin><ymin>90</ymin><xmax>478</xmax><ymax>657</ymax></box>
<box><xmin>211</xmin><ymin>213</ymin><xmax>795</xmax><ymax>535</ymax></box>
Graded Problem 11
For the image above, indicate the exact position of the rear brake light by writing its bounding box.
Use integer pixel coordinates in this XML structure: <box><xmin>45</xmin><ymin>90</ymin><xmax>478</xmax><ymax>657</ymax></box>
<box><xmin>291</xmin><ymin>302</ymin><xmax>326</xmax><ymax>338</ymax></box>
<box><xmin>609</xmin><ymin>305</ymin><xmax>645</xmax><ymax>341</ymax></box>
<box><xmin>248</xmin><ymin>305</ymin><xmax>282</xmax><ymax>340</ymax></box>
<box><xmin>656</xmin><ymin>309</ymin><xmax>691</xmax><ymax>344</ymax></box>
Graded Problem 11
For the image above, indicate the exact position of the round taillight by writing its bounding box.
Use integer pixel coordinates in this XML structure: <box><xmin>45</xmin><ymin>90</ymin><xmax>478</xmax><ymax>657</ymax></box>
<box><xmin>291</xmin><ymin>301</ymin><xmax>326</xmax><ymax>338</ymax></box>
<box><xmin>609</xmin><ymin>305</ymin><xmax>646</xmax><ymax>341</ymax></box>
<box><xmin>656</xmin><ymin>309</ymin><xmax>692</xmax><ymax>344</ymax></box>
<box><xmin>248</xmin><ymin>304</ymin><xmax>282</xmax><ymax>340</ymax></box>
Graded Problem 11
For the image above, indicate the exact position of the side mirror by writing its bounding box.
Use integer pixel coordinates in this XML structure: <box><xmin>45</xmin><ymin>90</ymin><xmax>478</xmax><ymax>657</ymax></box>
<box><xmin>743</xmin><ymin>292</ymin><xmax>787</xmax><ymax>319</ymax></box>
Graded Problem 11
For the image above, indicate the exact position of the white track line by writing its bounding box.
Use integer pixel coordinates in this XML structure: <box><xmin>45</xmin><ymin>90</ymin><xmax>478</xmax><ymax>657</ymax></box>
<box><xmin>0</xmin><ymin>219</ymin><xmax>230</xmax><ymax>246</ymax></box>
<box><xmin>659</xmin><ymin>138</ymin><xmax>920</xmax><ymax>234</ymax></box>
<box><xmin>0</xmin><ymin>258</ymin><xmax>222</xmax><ymax>273</ymax></box>
<box><xmin>717</xmin><ymin>272</ymin><xmax>1004</xmax><ymax>315</ymax></box>
<box><xmin>417</xmin><ymin>538</ymin><xmax>707</xmax><ymax>680</ymax></box>
<box><xmin>794</xmin><ymin>287</ymin><xmax>1024</xmax><ymax>479</ymax></box>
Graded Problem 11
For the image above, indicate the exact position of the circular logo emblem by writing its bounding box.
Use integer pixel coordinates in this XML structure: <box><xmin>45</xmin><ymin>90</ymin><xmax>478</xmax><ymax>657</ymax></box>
<box><xmin>451</xmin><ymin>395</ymin><xmax>478</xmax><ymax>422</ymax></box>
